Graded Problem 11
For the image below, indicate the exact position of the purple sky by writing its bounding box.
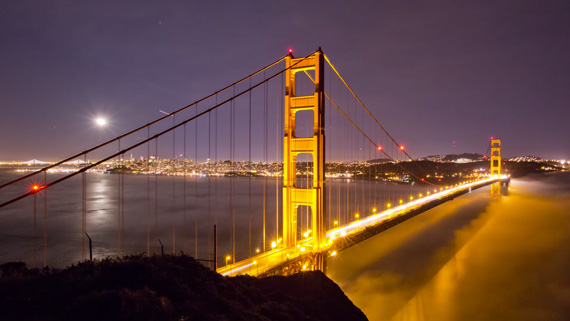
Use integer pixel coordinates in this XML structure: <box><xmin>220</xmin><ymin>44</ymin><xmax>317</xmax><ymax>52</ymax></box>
<box><xmin>1</xmin><ymin>0</ymin><xmax>569</xmax><ymax>161</ymax></box>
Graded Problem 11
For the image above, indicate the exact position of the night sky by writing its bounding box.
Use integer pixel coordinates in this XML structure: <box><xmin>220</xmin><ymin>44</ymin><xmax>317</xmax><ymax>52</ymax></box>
<box><xmin>1</xmin><ymin>1</ymin><xmax>569</xmax><ymax>161</ymax></box>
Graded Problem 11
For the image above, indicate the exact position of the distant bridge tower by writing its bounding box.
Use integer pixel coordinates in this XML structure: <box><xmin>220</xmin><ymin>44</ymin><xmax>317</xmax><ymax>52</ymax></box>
<box><xmin>282</xmin><ymin>49</ymin><xmax>326</xmax><ymax>262</ymax></box>
<box><xmin>490</xmin><ymin>138</ymin><xmax>501</xmax><ymax>195</ymax></box>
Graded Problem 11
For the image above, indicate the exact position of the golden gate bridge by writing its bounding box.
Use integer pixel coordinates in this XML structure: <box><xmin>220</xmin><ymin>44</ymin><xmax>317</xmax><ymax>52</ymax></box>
<box><xmin>0</xmin><ymin>48</ymin><xmax>508</xmax><ymax>274</ymax></box>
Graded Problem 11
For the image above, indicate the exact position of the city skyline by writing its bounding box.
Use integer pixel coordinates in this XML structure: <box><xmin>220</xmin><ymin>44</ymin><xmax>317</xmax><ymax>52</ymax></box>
<box><xmin>1</xmin><ymin>1</ymin><xmax>569</xmax><ymax>160</ymax></box>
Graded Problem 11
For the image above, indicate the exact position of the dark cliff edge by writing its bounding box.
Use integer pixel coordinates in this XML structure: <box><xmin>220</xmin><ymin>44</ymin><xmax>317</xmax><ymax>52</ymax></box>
<box><xmin>0</xmin><ymin>255</ymin><xmax>368</xmax><ymax>321</ymax></box>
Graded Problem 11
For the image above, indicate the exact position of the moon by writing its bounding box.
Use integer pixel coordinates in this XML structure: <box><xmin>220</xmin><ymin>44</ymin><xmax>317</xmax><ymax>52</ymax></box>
<box><xmin>95</xmin><ymin>117</ymin><xmax>107</xmax><ymax>126</ymax></box>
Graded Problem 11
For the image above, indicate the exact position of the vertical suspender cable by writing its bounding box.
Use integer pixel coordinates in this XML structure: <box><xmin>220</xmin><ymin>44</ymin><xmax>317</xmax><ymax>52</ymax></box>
<box><xmin>303</xmin><ymin>83</ymin><xmax>308</xmax><ymax>236</ymax></box>
<box><xmin>361</xmin><ymin>121</ymin><xmax>365</xmax><ymax>215</ymax></box>
<box><xmin>208</xmin><ymin>107</ymin><xmax>212</xmax><ymax>267</ymax></box>
<box><xmin>275</xmin><ymin>72</ymin><xmax>280</xmax><ymax>241</ymax></box>
<box><xmin>262</xmin><ymin>72</ymin><xmax>267</xmax><ymax>252</ymax></box>
<box><xmin>155</xmin><ymin>138</ymin><xmax>158</xmax><ymax>243</ymax></box>
<box><xmin>33</xmin><ymin>190</ymin><xmax>37</xmax><ymax>266</ymax></box>
<box><xmin>327</xmin><ymin>67</ymin><xmax>331</xmax><ymax>230</ymax></box>
<box><xmin>43</xmin><ymin>171</ymin><xmax>47</xmax><ymax>267</ymax></box>
<box><xmin>214</xmin><ymin>95</ymin><xmax>218</xmax><ymax>228</ymax></box>
<box><xmin>305</xmin><ymin>72</ymin><xmax>310</xmax><ymax>231</ymax></box>
<box><xmin>172</xmin><ymin>114</ymin><xmax>176</xmax><ymax>255</ymax></box>
<box><xmin>82</xmin><ymin>154</ymin><xmax>86</xmax><ymax>261</ymax></box>
<box><xmin>183</xmin><ymin>123</ymin><xmax>187</xmax><ymax>254</ymax></box>
<box><xmin>214</xmin><ymin>95</ymin><xmax>218</xmax><ymax>264</ymax></box>
<box><xmin>368</xmin><ymin>120</ymin><xmax>371</xmax><ymax>214</ymax></box>
<box><xmin>119</xmin><ymin>146</ymin><xmax>125</xmax><ymax>255</ymax></box>
<box><xmin>336</xmin><ymin>85</ymin><xmax>340</xmax><ymax>227</ymax></box>
<box><xmin>147</xmin><ymin>127</ymin><xmax>151</xmax><ymax>256</ymax></box>
<box><xmin>195</xmin><ymin>104</ymin><xmax>199</xmax><ymax>259</ymax></box>
<box><xmin>117</xmin><ymin>139</ymin><xmax>121</xmax><ymax>256</ymax></box>
<box><xmin>350</xmin><ymin>100</ymin><xmax>360</xmax><ymax>218</ymax></box>
<box><xmin>231</xmin><ymin>88</ymin><xmax>235</xmax><ymax>263</ymax></box>
<box><xmin>248</xmin><ymin>78</ymin><xmax>252</xmax><ymax>258</ymax></box>
<box><xmin>345</xmin><ymin>90</ymin><xmax>349</xmax><ymax>224</ymax></box>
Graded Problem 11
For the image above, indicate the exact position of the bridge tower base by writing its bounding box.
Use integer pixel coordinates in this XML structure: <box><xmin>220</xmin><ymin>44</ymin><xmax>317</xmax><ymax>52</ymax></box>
<box><xmin>258</xmin><ymin>252</ymin><xmax>327</xmax><ymax>277</ymax></box>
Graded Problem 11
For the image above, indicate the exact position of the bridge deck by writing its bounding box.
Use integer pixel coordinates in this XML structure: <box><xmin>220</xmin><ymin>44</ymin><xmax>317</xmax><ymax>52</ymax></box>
<box><xmin>217</xmin><ymin>177</ymin><xmax>506</xmax><ymax>277</ymax></box>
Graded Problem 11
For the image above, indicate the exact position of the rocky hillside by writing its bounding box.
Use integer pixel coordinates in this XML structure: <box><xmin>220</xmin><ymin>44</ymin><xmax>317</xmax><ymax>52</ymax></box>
<box><xmin>0</xmin><ymin>255</ymin><xmax>367</xmax><ymax>321</ymax></box>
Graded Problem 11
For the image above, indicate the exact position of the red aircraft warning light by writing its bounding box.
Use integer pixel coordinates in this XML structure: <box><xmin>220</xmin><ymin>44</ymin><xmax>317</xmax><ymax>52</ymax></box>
<box><xmin>377</xmin><ymin>146</ymin><xmax>382</xmax><ymax>151</ymax></box>
<box><xmin>32</xmin><ymin>185</ymin><xmax>40</xmax><ymax>193</ymax></box>
<box><xmin>288</xmin><ymin>48</ymin><xmax>293</xmax><ymax>54</ymax></box>
<box><xmin>399</xmin><ymin>146</ymin><xmax>405</xmax><ymax>150</ymax></box>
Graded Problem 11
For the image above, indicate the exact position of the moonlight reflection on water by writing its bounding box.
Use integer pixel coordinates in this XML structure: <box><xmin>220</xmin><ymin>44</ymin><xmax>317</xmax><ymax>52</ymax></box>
<box><xmin>327</xmin><ymin>172</ymin><xmax>570</xmax><ymax>321</ymax></box>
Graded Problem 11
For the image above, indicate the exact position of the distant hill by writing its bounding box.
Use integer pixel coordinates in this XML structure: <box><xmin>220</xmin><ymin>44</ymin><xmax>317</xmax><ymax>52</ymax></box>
<box><xmin>506</xmin><ymin>156</ymin><xmax>543</xmax><ymax>162</ymax></box>
<box><xmin>366</xmin><ymin>158</ymin><xmax>392</xmax><ymax>164</ymax></box>
<box><xmin>418</xmin><ymin>153</ymin><xmax>485</xmax><ymax>162</ymax></box>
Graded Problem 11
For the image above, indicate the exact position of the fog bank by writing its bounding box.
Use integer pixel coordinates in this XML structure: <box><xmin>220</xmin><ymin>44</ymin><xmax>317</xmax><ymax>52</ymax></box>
<box><xmin>328</xmin><ymin>172</ymin><xmax>570</xmax><ymax>321</ymax></box>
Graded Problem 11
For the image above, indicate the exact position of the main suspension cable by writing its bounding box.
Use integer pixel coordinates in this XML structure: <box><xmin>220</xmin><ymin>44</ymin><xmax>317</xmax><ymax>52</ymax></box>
<box><xmin>325</xmin><ymin>92</ymin><xmax>441</xmax><ymax>187</ymax></box>
<box><xmin>323</xmin><ymin>54</ymin><xmax>433</xmax><ymax>177</ymax></box>
<box><xmin>0</xmin><ymin>51</ymin><xmax>318</xmax><ymax>209</ymax></box>
<box><xmin>0</xmin><ymin>54</ymin><xmax>290</xmax><ymax>191</ymax></box>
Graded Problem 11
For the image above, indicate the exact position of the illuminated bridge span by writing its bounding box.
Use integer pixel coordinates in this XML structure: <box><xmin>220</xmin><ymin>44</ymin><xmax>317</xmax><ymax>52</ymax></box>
<box><xmin>0</xmin><ymin>48</ymin><xmax>508</xmax><ymax>273</ymax></box>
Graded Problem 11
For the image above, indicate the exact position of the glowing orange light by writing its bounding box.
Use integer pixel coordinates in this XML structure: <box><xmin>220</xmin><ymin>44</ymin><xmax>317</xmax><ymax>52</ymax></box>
<box><xmin>421</xmin><ymin>178</ymin><xmax>425</xmax><ymax>181</ymax></box>
<box><xmin>400</xmin><ymin>146</ymin><xmax>404</xmax><ymax>150</ymax></box>
<box><xmin>377</xmin><ymin>146</ymin><xmax>382</xmax><ymax>151</ymax></box>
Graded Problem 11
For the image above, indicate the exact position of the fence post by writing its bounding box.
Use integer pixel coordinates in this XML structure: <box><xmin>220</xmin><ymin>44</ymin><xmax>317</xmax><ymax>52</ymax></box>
<box><xmin>158</xmin><ymin>239</ymin><xmax>164</xmax><ymax>256</ymax></box>
<box><xmin>85</xmin><ymin>232</ymin><xmax>93</xmax><ymax>261</ymax></box>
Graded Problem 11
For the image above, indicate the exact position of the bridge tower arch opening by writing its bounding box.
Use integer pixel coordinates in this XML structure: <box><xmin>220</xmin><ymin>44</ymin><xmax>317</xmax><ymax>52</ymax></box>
<box><xmin>283</xmin><ymin>50</ymin><xmax>326</xmax><ymax>257</ymax></box>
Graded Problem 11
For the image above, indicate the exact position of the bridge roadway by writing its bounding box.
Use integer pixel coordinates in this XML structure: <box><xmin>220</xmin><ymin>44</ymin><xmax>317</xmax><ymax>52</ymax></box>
<box><xmin>216</xmin><ymin>176</ymin><xmax>506</xmax><ymax>277</ymax></box>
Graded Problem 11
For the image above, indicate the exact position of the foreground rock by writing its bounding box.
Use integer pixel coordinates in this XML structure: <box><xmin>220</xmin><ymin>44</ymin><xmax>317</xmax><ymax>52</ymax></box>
<box><xmin>0</xmin><ymin>255</ymin><xmax>367</xmax><ymax>321</ymax></box>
